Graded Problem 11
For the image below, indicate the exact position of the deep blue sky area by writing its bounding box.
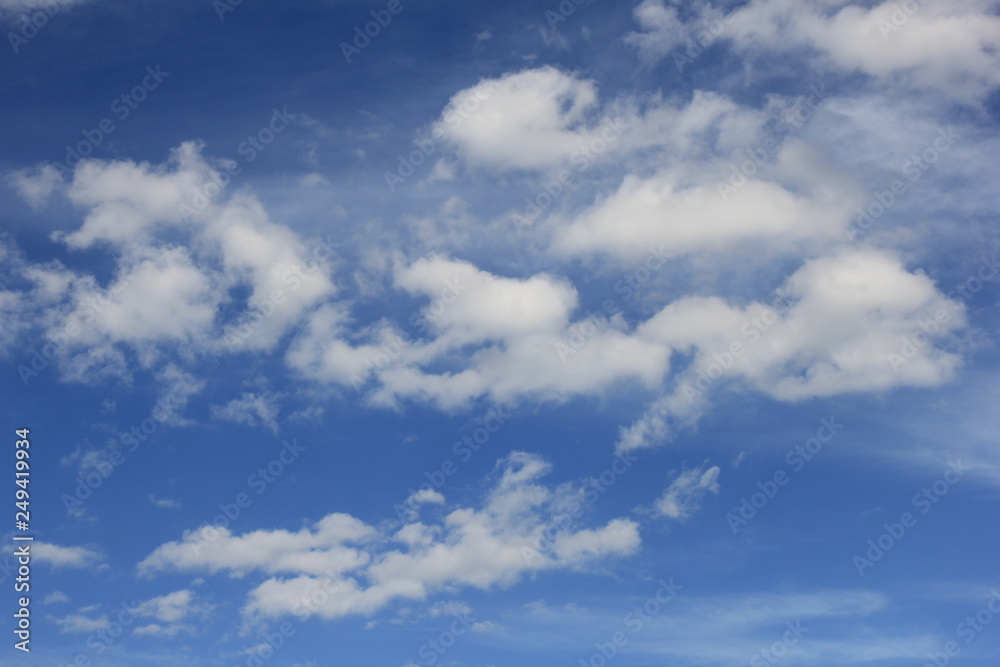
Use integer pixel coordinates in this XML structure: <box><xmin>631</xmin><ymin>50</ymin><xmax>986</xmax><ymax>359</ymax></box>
<box><xmin>1</xmin><ymin>0</ymin><xmax>999</xmax><ymax>666</ymax></box>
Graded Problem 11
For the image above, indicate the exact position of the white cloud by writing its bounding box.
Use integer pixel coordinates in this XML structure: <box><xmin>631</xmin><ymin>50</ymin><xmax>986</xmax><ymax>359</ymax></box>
<box><xmin>0</xmin><ymin>69</ymin><xmax>979</xmax><ymax>464</ymax></box>
<box><xmin>619</xmin><ymin>249</ymin><xmax>966</xmax><ymax>451</ymax></box>
<box><xmin>300</xmin><ymin>173</ymin><xmax>329</xmax><ymax>187</ymax></box>
<box><xmin>74</xmin><ymin>246</ymin><xmax>221</xmax><ymax>345</ymax></box>
<box><xmin>52</xmin><ymin>613</ymin><xmax>110</xmax><ymax>634</ymax></box>
<box><xmin>395</xmin><ymin>256</ymin><xmax>578</xmax><ymax>343</ymax></box>
<box><xmin>627</xmin><ymin>0</ymin><xmax>1000</xmax><ymax>102</ymax></box>
<box><xmin>33</xmin><ymin>543</ymin><xmax>102</xmax><ymax>568</ymax></box>
<box><xmin>288</xmin><ymin>243</ymin><xmax>965</xmax><ymax>423</ymax></box>
<box><xmin>131</xmin><ymin>589</ymin><xmax>212</xmax><ymax>637</ymax></box>
<box><xmin>432</xmin><ymin>66</ymin><xmax>770</xmax><ymax>178</ymax></box>
<box><xmin>51</xmin><ymin>589</ymin><xmax>209</xmax><ymax>638</ymax></box>
<box><xmin>140</xmin><ymin>452</ymin><xmax>640</xmax><ymax>621</ymax></box>
<box><xmin>433</xmin><ymin>66</ymin><xmax>602</xmax><ymax>170</ymax></box>
<box><xmin>138</xmin><ymin>512</ymin><xmax>377</xmax><ymax>578</ymax></box>
<box><xmin>154</xmin><ymin>364</ymin><xmax>205</xmax><ymax>426</ymax></box>
<box><xmin>4</xmin><ymin>142</ymin><xmax>337</xmax><ymax>387</ymax></box>
<box><xmin>551</xmin><ymin>141</ymin><xmax>855</xmax><ymax>259</ymax></box>
<box><xmin>43</xmin><ymin>591</ymin><xmax>70</xmax><ymax>604</ymax></box>
<box><xmin>288</xmin><ymin>256</ymin><xmax>659</xmax><ymax>409</ymax></box>
<box><xmin>149</xmin><ymin>495</ymin><xmax>181</xmax><ymax>509</ymax></box>
<box><xmin>405</xmin><ymin>488</ymin><xmax>445</xmax><ymax>507</ymax></box>
<box><xmin>5</xmin><ymin>164</ymin><xmax>64</xmax><ymax>209</ymax></box>
<box><xmin>57</xmin><ymin>142</ymin><xmax>211</xmax><ymax>249</ymax></box>
<box><xmin>652</xmin><ymin>462</ymin><xmax>721</xmax><ymax>520</ymax></box>
<box><xmin>211</xmin><ymin>391</ymin><xmax>281</xmax><ymax>433</ymax></box>
<box><xmin>625</xmin><ymin>0</ymin><xmax>730</xmax><ymax>65</ymax></box>
<box><xmin>361</xmin><ymin>257</ymin><xmax>666</xmax><ymax>409</ymax></box>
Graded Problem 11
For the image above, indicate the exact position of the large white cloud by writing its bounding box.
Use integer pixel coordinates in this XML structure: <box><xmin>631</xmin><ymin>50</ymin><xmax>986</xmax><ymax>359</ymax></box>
<box><xmin>287</xmin><ymin>256</ymin><xmax>670</xmax><ymax>410</ymax></box>
<box><xmin>5</xmin><ymin>142</ymin><xmax>337</xmax><ymax>387</ymax></box>
<box><xmin>433</xmin><ymin>66</ymin><xmax>603</xmax><ymax>171</ymax></box>
<box><xmin>627</xmin><ymin>0</ymin><xmax>1000</xmax><ymax>102</ymax></box>
<box><xmin>619</xmin><ymin>249</ymin><xmax>966</xmax><ymax>451</ymax></box>
<box><xmin>552</xmin><ymin>141</ymin><xmax>855</xmax><ymax>258</ymax></box>
<box><xmin>139</xmin><ymin>452</ymin><xmax>641</xmax><ymax>621</ymax></box>
<box><xmin>0</xmin><ymin>57</ymin><xmax>978</xmax><ymax>452</ymax></box>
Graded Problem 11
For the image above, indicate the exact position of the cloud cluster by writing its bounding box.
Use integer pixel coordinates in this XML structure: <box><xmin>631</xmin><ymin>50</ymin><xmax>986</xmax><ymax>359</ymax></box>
<box><xmin>139</xmin><ymin>452</ymin><xmax>640</xmax><ymax>621</ymax></box>
<box><xmin>4</xmin><ymin>141</ymin><xmax>335</xmax><ymax>389</ymax></box>
<box><xmin>52</xmin><ymin>589</ymin><xmax>212</xmax><ymax>638</ymax></box>
<box><xmin>0</xmin><ymin>22</ymin><xmax>977</xmax><ymax>447</ymax></box>
<box><xmin>619</xmin><ymin>250</ymin><xmax>965</xmax><ymax>451</ymax></box>
<box><xmin>627</xmin><ymin>0</ymin><xmax>1000</xmax><ymax>102</ymax></box>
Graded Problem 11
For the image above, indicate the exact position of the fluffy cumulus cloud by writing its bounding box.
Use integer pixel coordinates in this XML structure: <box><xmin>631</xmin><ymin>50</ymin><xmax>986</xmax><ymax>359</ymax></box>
<box><xmin>432</xmin><ymin>66</ymin><xmax>775</xmax><ymax>181</ymax></box>
<box><xmin>432</xmin><ymin>66</ymin><xmax>602</xmax><ymax>171</ymax></box>
<box><xmin>551</xmin><ymin>140</ymin><xmax>855</xmax><ymax>259</ymax></box>
<box><xmin>3</xmin><ymin>135</ymin><xmax>966</xmax><ymax>427</ymax></box>
<box><xmin>139</xmin><ymin>452</ymin><xmax>640</xmax><ymax>621</ymax></box>
<box><xmin>288</xmin><ymin>255</ymin><xmax>669</xmax><ymax>409</ymax></box>
<box><xmin>0</xmin><ymin>6</ymin><xmax>982</xmax><ymax>466</ymax></box>
<box><xmin>433</xmin><ymin>66</ymin><xmax>861</xmax><ymax>263</ymax></box>
<box><xmin>4</xmin><ymin>141</ymin><xmax>337</xmax><ymax>388</ymax></box>
<box><xmin>627</xmin><ymin>0</ymin><xmax>1000</xmax><ymax>102</ymax></box>
<box><xmin>289</xmin><ymin>243</ymin><xmax>964</xmax><ymax>423</ymax></box>
<box><xmin>618</xmin><ymin>249</ymin><xmax>966</xmax><ymax>451</ymax></box>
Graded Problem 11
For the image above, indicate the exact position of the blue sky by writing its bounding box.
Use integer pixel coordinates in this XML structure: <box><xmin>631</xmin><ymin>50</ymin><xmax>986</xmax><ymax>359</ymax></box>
<box><xmin>1</xmin><ymin>0</ymin><xmax>1000</xmax><ymax>665</ymax></box>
